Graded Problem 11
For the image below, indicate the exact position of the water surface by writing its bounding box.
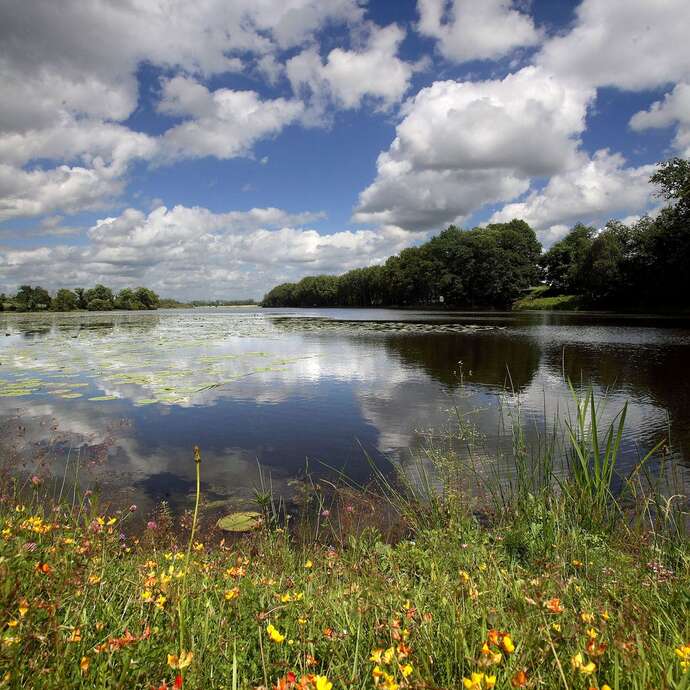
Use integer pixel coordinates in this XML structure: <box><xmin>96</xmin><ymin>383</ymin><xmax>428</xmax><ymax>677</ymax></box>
<box><xmin>2</xmin><ymin>307</ymin><xmax>689</xmax><ymax>514</ymax></box>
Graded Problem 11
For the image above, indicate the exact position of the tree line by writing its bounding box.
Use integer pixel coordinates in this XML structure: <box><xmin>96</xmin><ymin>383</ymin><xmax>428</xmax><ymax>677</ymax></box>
<box><xmin>262</xmin><ymin>158</ymin><xmax>690</xmax><ymax>310</ymax></box>
<box><xmin>0</xmin><ymin>285</ymin><xmax>161</xmax><ymax>312</ymax></box>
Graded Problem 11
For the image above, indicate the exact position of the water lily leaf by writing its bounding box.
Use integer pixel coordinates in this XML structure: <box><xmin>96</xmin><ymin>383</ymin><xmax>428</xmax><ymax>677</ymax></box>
<box><xmin>88</xmin><ymin>395</ymin><xmax>119</xmax><ymax>401</ymax></box>
<box><xmin>216</xmin><ymin>511</ymin><xmax>263</xmax><ymax>532</ymax></box>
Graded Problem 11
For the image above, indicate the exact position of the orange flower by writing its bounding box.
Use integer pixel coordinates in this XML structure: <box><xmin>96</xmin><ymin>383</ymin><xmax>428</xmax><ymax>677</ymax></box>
<box><xmin>544</xmin><ymin>597</ymin><xmax>564</xmax><ymax>614</ymax></box>
<box><xmin>35</xmin><ymin>562</ymin><xmax>52</xmax><ymax>575</ymax></box>
<box><xmin>80</xmin><ymin>656</ymin><xmax>90</xmax><ymax>674</ymax></box>
<box><xmin>511</xmin><ymin>670</ymin><xmax>528</xmax><ymax>688</ymax></box>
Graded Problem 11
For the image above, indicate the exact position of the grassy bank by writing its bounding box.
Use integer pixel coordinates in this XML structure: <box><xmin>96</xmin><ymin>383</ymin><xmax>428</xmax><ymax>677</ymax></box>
<box><xmin>1</xmin><ymin>393</ymin><xmax>689</xmax><ymax>689</ymax></box>
<box><xmin>512</xmin><ymin>287</ymin><xmax>583</xmax><ymax>312</ymax></box>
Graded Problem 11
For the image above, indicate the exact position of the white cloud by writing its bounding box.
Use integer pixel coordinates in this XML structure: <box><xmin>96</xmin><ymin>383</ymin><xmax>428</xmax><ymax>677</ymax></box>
<box><xmin>489</xmin><ymin>150</ymin><xmax>656</xmax><ymax>245</ymax></box>
<box><xmin>159</xmin><ymin>77</ymin><xmax>304</xmax><ymax>161</ymax></box>
<box><xmin>0</xmin><ymin>0</ymin><xmax>367</xmax><ymax>220</ymax></box>
<box><xmin>354</xmin><ymin>66</ymin><xmax>594</xmax><ymax>231</ymax></box>
<box><xmin>538</xmin><ymin>0</ymin><xmax>690</xmax><ymax>91</ymax></box>
<box><xmin>417</xmin><ymin>0</ymin><xmax>541</xmax><ymax>63</ymax></box>
<box><xmin>287</xmin><ymin>23</ymin><xmax>415</xmax><ymax>119</ymax></box>
<box><xmin>630</xmin><ymin>83</ymin><xmax>690</xmax><ymax>157</ymax></box>
<box><xmin>0</xmin><ymin>205</ymin><xmax>423</xmax><ymax>298</ymax></box>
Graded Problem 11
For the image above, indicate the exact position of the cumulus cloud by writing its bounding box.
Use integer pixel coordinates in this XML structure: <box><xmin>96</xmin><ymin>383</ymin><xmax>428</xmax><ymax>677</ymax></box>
<box><xmin>537</xmin><ymin>0</ymin><xmax>690</xmax><ymax>91</ymax></box>
<box><xmin>287</xmin><ymin>23</ymin><xmax>415</xmax><ymax>120</ymax></box>
<box><xmin>354</xmin><ymin>66</ymin><xmax>594</xmax><ymax>231</ymax></box>
<box><xmin>630</xmin><ymin>83</ymin><xmax>690</xmax><ymax>157</ymax></box>
<box><xmin>417</xmin><ymin>0</ymin><xmax>541</xmax><ymax>63</ymax></box>
<box><xmin>159</xmin><ymin>77</ymin><xmax>304</xmax><ymax>161</ymax></box>
<box><xmin>0</xmin><ymin>0</ymin><xmax>367</xmax><ymax>220</ymax></box>
<box><xmin>489</xmin><ymin>150</ymin><xmax>657</xmax><ymax>245</ymax></box>
<box><xmin>0</xmin><ymin>205</ymin><xmax>424</xmax><ymax>298</ymax></box>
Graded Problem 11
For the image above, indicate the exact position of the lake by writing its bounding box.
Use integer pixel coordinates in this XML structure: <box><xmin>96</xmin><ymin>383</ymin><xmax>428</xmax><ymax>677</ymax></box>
<box><xmin>1</xmin><ymin>307</ymin><xmax>689</xmax><ymax>515</ymax></box>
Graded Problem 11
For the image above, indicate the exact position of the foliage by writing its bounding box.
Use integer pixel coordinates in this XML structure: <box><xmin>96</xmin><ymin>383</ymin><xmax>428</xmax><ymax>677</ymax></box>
<box><xmin>540</xmin><ymin>158</ymin><xmax>690</xmax><ymax>308</ymax></box>
<box><xmin>262</xmin><ymin>220</ymin><xmax>542</xmax><ymax>309</ymax></box>
<box><xmin>2</xmin><ymin>285</ymin><xmax>163</xmax><ymax>312</ymax></box>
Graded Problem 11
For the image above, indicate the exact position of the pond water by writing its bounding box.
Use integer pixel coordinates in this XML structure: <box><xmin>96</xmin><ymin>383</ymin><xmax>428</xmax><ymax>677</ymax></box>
<box><xmin>1</xmin><ymin>307</ymin><xmax>689</xmax><ymax>515</ymax></box>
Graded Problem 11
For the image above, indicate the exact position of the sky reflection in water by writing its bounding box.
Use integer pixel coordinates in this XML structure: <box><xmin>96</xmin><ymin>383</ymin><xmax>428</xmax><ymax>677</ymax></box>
<box><xmin>1</xmin><ymin>307</ymin><xmax>689</xmax><ymax>515</ymax></box>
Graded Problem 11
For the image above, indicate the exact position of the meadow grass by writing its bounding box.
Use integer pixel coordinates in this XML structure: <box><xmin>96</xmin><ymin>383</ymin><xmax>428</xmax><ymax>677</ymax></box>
<box><xmin>1</xmin><ymin>391</ymin><xmax>689</xmax><ymax>690</ymax></box>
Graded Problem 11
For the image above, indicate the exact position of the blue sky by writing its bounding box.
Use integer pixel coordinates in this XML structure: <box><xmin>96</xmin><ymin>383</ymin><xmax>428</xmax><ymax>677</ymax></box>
<box><xmin>1</xmin><ymin>0</ymin><xmax>689</xmax><ymax>298</ymax></box>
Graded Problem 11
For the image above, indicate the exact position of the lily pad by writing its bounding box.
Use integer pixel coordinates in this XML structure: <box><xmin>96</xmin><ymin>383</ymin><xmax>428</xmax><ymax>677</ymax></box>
<box><xmin>216</xmin><ymin>511</ymin><xmax>263</xmax><ymax>532</ymax></box>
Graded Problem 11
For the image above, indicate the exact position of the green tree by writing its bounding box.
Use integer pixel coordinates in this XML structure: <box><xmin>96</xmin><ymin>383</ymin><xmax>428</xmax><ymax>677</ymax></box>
<box><xmin>540</xmin><ymin>224</ymin><xmax>595</xmax><ymax>294</ymax></box>
<box><xmin>53</xmin><ymin>288</ymin><xmax>78</xmax><ymax>312</ymax></box>
<box><xmin>85</xmin><ymin>284</ymin><xmax>114</xmax><ymax>310</ymax></box>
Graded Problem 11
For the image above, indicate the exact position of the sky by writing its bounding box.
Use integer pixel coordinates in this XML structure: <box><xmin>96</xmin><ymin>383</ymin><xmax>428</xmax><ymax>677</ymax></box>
<box><xmin>1</xmin><ymin>0</ymin><xmax>689</xmax><ymax>300</ymax></box>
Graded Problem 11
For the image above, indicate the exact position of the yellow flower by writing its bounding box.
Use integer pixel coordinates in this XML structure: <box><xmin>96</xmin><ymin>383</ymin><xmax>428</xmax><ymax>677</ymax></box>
<box><xmin>18</xmin><ymin>601</ymin><xmax>28</xmax><ymax>618</ymax></box>
<box><xmin>88</xmin><ymin>574</ymin><xmax>101</xmax><ymax>585</ymax></box>
<box><xmin>676</xmin><ymin>642</ymin><xmax>690</xmax><ymax>671</ymax></box>
<box><xmin>571</xmin><ymin>652</ymin><xmax>596</xmax><ymax>675</ymax></box>
<box><xmin>370</xmin><ymin>648</ymin><xmax>384</xmax><ymax>664</ymax></box>
<box><xmin>225</xmin><ymin>587</ymin><xmax>240</xmax><ymax>601</ymax></box>
<box><xmin>314</xmin><ymin>675</ymin><xmax>332</xmax><ymax>690</ymax></box>
<box><xmin>383</xmin><ymin>646</ymin><xmax>395</xmax><ymax>664</ymax></box>
<box><xmin>463</xmin><ymin>672</ymin><xmax>496</xmax><ymax>689</ymax></box>
<box><xmin>155</xmin><ymin>595</ymin><xmax>167</xmax><ymax>609</ymax></box>
<box><xmin>167</xmin><ymin>650</ymin><xmax>194</xmax><ymax>669</ymax></box>
<box><xmin>551</xmin><ymin>623</ymin><xmax>562</xmax><ymax>632</ymax></box>
<box><xmin>401</xmin><ymin>663</ymin><xmax>413</xmax><ymax>678</ymax></box>
<box><xmin>586</xmin><ymin>627</ymin><xmax>598</xmax><ymax>639</ymax></box>
<box><xmin>266</xmin><ymin>623</ymin><xmax>285</xmax><ymax>643</ymax></box>
<box><xmin>106</xmin><ymin>517</ymin><xmax>117</xmax><ymax>526</ymax></box>
<box><xmin>581</xmin><ymin>612</ymin><xmax>595</xmax><ymax>624</ymax></box>
<box><xmin>68</xmin><ymin>628</ymin><xmax>82</xmax><ymax>643</ymax></box>
<box><xmin>80</xmin><ymin>656</ymin><xmax>90</xmax><ymax>674</ymax></box>
<box><xmin>502</xmin><ymin>635</ymin><xmax>515</xmax><ymax>654</ymax></box>
<box><xmin>305</xmin><ymin>560</ymin><xmax>313</xmax><ymax>569</ymax></box>
<box><xmin>141</xmin><ymin>590</ymin><xmax>154</xmax><ymax>603</ymax></box>
<box><xmin>6</xmin><ymin>620</ymin><xmax>18</xmax><ymax>628</ymax></box>
<box><xmin>298</xmin><ymin>618</ymin><xmax>307</xmax><ymax>625</ymax></box>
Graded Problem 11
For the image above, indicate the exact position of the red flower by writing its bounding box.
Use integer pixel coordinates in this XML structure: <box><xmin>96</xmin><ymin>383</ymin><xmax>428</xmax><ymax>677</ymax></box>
<box><xmin>174</xmin><ymin>674</ymin><xmax>183</xmax><ymax>689</ymax></box>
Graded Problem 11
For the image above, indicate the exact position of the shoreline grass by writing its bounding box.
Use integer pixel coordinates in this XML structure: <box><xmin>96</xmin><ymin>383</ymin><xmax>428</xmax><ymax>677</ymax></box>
<box><xmin>1</xmin><ymin>391</ymin><xmax>689</xmax><ymax>689</ymax></box>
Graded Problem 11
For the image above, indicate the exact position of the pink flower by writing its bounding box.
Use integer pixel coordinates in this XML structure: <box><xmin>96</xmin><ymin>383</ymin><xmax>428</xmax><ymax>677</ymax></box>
<box><xmin>321</xmin><ymin>509</ymin><xmax>330</xmax><ymax>518</ymax></box>
<box><xmin>147</xmin><ymin>520</ymin><xmax>158</xmax><ymax>531</ymax></box>
<box><xmin>129</xmin><ymin>504</ymin><xmax>137</xmax><ymax>512</ymax></box>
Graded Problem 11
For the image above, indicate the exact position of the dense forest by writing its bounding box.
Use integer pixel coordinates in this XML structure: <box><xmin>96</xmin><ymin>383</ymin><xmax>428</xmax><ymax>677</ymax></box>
<box><xmin>0</xmin><ymin>284</ymin><xmax>161</xmax><ymax>312</ymax></box>
<box><xmin>262</xmin><ymin>158</ymin><xmax>690</xmax><ymax>311</ymax></box>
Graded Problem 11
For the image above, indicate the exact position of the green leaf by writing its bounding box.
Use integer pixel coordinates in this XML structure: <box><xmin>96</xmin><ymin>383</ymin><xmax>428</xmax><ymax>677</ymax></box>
<box><xmin>216</xmin><ymin>511</ymin><xmax>263</xmax><ymax>532</ymax></box>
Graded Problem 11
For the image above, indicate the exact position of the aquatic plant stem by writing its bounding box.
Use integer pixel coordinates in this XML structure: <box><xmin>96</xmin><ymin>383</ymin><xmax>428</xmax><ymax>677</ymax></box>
<box><xmin>178</xmin><ymin>446</ymin><xmax>202</xmax><ymax>663</ymax></box>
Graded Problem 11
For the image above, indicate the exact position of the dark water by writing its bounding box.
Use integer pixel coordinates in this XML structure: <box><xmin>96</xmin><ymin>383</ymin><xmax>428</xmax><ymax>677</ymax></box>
<box><xmin>1</xmin><ymin>307</ymin><xmax>689</xmax><ymax>514</ymax></box>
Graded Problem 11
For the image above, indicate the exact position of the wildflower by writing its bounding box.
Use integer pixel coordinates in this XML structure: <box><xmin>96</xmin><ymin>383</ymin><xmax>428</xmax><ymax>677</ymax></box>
<box><xmin>147</xmin><ymin>521</ymin><xmax>158</xmax><ymax>530</ymax></box>
<box><xmin>142</xmin><ymin>590</ymin><xmax>154</xmax><ymax>603</ymax></box>
<box><xmin>480</xmin><ymin>642</ymin><xmax>502</xmax><ymax>665</ymax></box>
<box><xmin>552</xmin><ymin>623</ymin><xmax>562</xmax><ymax>632</ymax></box>
<box><xmin>571</xmin><ymin>652</ymin><xmax>596</xmax><ymax>675</ymax></box>
<box><xmin>370</xmin><ymin>649</ymin><xmax>384</xmax><ymax>664</ymax></box>
<box><xmin>80</xmin><ymin>656</ymin><xmax>90</xmax><ymax>674</ymax></box>
<box><xmin>88</xmin><ymin>574</ymin><xmax>101</xmax><ymax>585</ymax></box>
<box><xmin>383</xmin><ymin>647</ymin><xmax>395</xmax><ymax>664</ymax></box>
<box><xmin>321</xmin><ymin>510</ymin><xmax>330</xmax><ymax>518</ymax></box>
<box><xmin>572</xmin><ymin>559</ymin><xmax>583</xmax><ymax>567</ymax></box>
<box><xmin>314</xmin><ymin>675</ymin><xmax>332</xmax><ymax>690</ymax></box>
<box><xmin>675</xmin><ymin>642</ymin><xmax>690</xmax><ymax>671</ymax></box>
<box><xmin>601</xmin><ymin>610</ymin><xmax>610</xmax><ymax>621</ymax></box>
<box><xmin>155</xmin><ymin>595</ymin><xmax>167</xmax><ymax>610</ymax></box>
<box><xmin>511</xmin><ymin>670</ymin><xmax>528</xmax><ymax>687</ymax></box>
<box><xmin>193</xmin><ymin>542</ymin><xmax>203</xmax><ymax>552</ymax></box>
<box><xmin>502</xmin><ymin>635</ymin><xmax>515</xmax><ymax>654</ymax></box>
<box><xmin>401</xmin><ymin>663</ymin><xmax>413</xmax><ymax>678</ymax></box>
<box><xmin>586</xmin><ymin>627</ymin><xmax>598</xmax><ymax>640</ymax></box>
<box><xmin>580</xmin><ymin>612</ymin><xmax>595</xmax><ymax>624</ymax></box>
<box><xmin>167</xmin><ymin>650</ymin><xmax>194</xmax><ymax>669</ymax></box>
<box><xmin>544</xmin><ymin>597</ymin><xmax>564</xmax><ymax>614</ymax></box>
<box><xmin>267</xmin><ymin>623</ymin><xmax>285</xmax><ymax>643</ymax></box>
<box><xmin>18</xmin><ymin>601</ymin><xmax>29</xmax><ymax>618</ymax></box>
<box><xmin>7</xmin><ymin>620</ymin><xmax>18</xmax><ymax>628</ymax></box>
<box><xmin>107</xmin><ymin>517</ymin><xmax>117</xmax><ymax>526</ymax></box>
<box><xmin>463</xmin><ymin>672</ymin><xmax>497</xmax><ymax>689</ymax></box>
<box><xmin>129</xmin><ymin>504</ymin><xmax>137</xmax><ymax>512</ymax></box>
<box><xmin>68</xmin><ymin>628</ymin><xmax>82</xmax><ymax>643</ymax></box>
<box><xmin>305</xmin><ymin>560</ymin><xmax>313</xmax><ymax>569</ymax></box>
<box><xmin>298</xmin><ymin>617</ymin><xmax>307</xmax><ymax>625</ymax></box>
<box><xmin>224</xmin><ymin>587</ymin><xmax>240</xmax><ymax>601</ymax></box>
<box><xmin>35</xmin><ymin>562</ymin><xmax>52</xmax><ymax>575</ymax></box>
